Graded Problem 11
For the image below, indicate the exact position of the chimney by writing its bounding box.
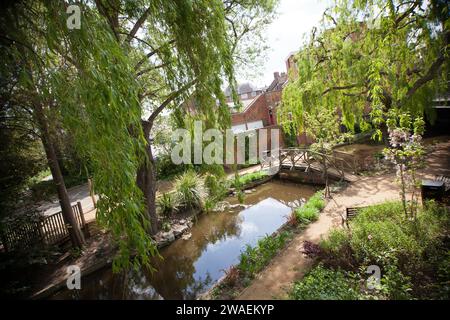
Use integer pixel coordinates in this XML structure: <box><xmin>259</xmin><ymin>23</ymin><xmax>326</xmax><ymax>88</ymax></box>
<box><xmin>273</xmin><ymin>72</ymin><xmax>280</xmax><ymax>80</ymax></box>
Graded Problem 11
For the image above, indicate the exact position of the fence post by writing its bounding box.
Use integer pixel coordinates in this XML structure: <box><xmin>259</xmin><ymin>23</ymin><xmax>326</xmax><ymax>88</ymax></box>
<box><xmin>88</xmin><ymin>178</ymin><xmax>96</xmax><ymax>208</ymax></box>
<box><xmin>77</xmin><ymin>201</ymin><xmax>90</xmax><ymax>238</ymax></box>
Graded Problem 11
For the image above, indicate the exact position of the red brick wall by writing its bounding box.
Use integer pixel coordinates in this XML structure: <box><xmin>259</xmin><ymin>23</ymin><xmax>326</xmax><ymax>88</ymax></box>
<box><xmin>223</xmin><ymin>125</ymin><xmax>285</xmax><ymax>166</ymax></box>
<box><xmin>230</xmin><ymin>90</ymin><xmax>284</xmax><ymax>128</ymax></box>
<box><xmin>231</xmin><ymin>94</ymin><xmax>271</xmax><ymax>127</ymax></box>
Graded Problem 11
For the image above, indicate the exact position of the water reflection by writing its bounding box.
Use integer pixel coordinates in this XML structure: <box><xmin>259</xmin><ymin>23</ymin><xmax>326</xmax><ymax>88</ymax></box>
<box><xmin>52</xmin><ymin>180</ymin><xmax>317</xmax><ymax>300</ymax></box>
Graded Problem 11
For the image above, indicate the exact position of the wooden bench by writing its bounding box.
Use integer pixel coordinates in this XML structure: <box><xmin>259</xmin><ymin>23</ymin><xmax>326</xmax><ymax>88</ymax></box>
<box><xmin>346</xmin><ymin>206</ymin><xmax>368</xmax><ymax>220</ymax></box>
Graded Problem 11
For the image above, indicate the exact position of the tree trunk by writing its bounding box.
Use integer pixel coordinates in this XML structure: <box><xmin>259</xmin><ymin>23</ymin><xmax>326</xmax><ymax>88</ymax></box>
<box><xmin>136</xmin><ymin>121</ymin><xmax>159</xmax><ymax>235</ymax></box>
<box><xmin>34</xmin><ymin>103</ymin><xmax>84</xmax><ymax>248</ymax></box>
<box><xmin>380</xmin><ymin>122</ymin><xmax>390</xmax><ymax>146</ymax></box>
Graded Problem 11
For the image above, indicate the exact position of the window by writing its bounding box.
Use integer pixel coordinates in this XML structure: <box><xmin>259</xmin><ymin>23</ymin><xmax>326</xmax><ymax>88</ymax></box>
<box><xmin>231</xmin><ymin>124</ymin><xmax>247</xmax><ymax>134</ymax></box>
<box><xmin>246</xmin><ymin>120</ymin><xmax>263</xmax><ymax>130</ymax></box>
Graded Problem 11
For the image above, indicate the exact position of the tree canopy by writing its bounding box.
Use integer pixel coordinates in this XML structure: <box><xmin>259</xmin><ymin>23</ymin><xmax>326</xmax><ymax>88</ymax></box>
<box><xmin>0</xmin><ymin>0</ymin><xmax>277</xmax><ymax>270</ymax></box>
<box><xmin>279</xmin><ymin>0</ymin><xmax>449</xmax><ymax>140</ymax></box>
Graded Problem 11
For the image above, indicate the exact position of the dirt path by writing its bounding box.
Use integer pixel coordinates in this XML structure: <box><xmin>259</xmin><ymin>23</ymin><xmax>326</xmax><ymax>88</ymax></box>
<box><xmin>237</xmin><ymin>174</ymin><xmax>401</xmax><ymax>300</ymax></box>
<box><xmin>237</xmin><ymin>138</ymin><xmax>450</xmax><ymax>300</ymax></box>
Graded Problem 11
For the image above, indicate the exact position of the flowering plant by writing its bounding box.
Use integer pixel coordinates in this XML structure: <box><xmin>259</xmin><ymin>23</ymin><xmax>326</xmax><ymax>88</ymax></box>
<box><xmin>383</xmin><ymin>111</ymin><xmax>425</xmax><ymax>219</ymax></box>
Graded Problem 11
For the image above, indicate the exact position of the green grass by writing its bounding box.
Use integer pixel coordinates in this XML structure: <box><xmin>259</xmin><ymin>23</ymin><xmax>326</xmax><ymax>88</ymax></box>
<box><xmin>294</xmin><ymin>190</ymin><xmax>325</xmax><ymax>225</ymax></box>
<box><xmin>304</xmin><ymin>191</ymin><xmax>325</xmax><ymax>210</ymax></box>
<box><xmin>231</xmin><ymin>171</ymin><xmax>268</xmax><ymax>188</ymax></box>
<box><xmin>295</xmin><ymin>206</ymin><xmax>319</xmax><ymax>224</ymax></box>
<box><xmin>238</xmin><ymin>231</ymin><xmax>291</xmax><ymax>278</ymax></box>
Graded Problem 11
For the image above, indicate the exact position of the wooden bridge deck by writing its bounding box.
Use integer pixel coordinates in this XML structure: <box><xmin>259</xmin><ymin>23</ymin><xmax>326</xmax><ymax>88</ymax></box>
<box><xmin>279</xmin><ymin>162</ymin><xmax>359</xmax><ymax>182</ymax></box>
<box><xmin>261</xmin><ymin>148</ymin><xmax>360</xmax><ymax>183</ymax></box>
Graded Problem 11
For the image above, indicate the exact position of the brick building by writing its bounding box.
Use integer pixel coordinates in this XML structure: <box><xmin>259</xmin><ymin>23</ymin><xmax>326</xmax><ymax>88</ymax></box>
<box><xmin>226</xmin><ymin>72</ymin><xmax>288</xmax><ymax>135</ymax></box>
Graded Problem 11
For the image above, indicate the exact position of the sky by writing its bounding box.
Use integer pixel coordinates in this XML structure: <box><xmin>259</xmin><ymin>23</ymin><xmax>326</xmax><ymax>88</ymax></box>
<box><xmin>247</xmin><ymin>0</ymin><xmax>332</xmax><ymax>88</ymax></box>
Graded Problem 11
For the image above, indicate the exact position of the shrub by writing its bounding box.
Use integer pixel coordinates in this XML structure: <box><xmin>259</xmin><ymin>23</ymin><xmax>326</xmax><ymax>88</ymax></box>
<box><xmin>290</xmin><ymin>265</ymin><xmax>360</xmax><ymax>300</ymax></box>
<box><xmin>299</xmin><ymin>200</ymin><xmax>449</xmax><ymax>300</ymax></box>
<box><xmin>286</xmin><ymin>211</ymin><xmax>299</xmax><ymax>227</ymax></box>
<box><xmin>204</xmin><ymin>174</ymin><xmax>228</xmax><ymax>201</ymax></box>
<box><xmin>239</xmin><ymin>232</ymin><xmax>291</xmax><ymax>277</ymax></box>
<box><xmin>320</xmin><ymin>229</ymin><xmax>350</xmax><ymax>254</ymax></box>
<box><xmin>315</xmin><ymin>229</ymin><xmax>356</xmax><ymax>269</ymax></box>
<box><xmin>174</xmin><ymin>170</ymin><xmax>206</xmax><ymax>210</ymax></box>
<box><xmin>379</xmin><ymin>265</ymin><xmax>413</xmax><ymax>300</ymax></box>
<box><xmin>156</xmin><ymin>154</ymin><xmax>190</xmax><ymax>180</ymax></box>
<box><xmin>222</xmin><ymin>265</ymin><xmax>240</xmax><ymax>287</ymax></box>
<box><xmin>301</xmin><ymin>240</ymin><xmax>322</xmax><ymax>259</ymax></box>
<box><xmin>295</xmin><ymin>206</ymin><xmax>319</xmax><ymax>224</ymax></box>
<box><xmin>231</xmin><ymin>171</ymin><xmax>268</xmax><ymax>188</ymax></box>
<box><xmin>305</xmin><ymin>191</ymin><xmax>325</xmax><ymax>211</ymax></box>
<box><xmin>352</xmin><ymin>201</ymin><xmax>404</xmax><ymax>225</ymax></box>
<box><xmin>156</xmin><ymin>192</ymin><xmax>178</xmax><ymax>217</ymax></box>
<box><xmin>435</xmin><ymin>251</ymin><xmax>450</xmax><ymax>299</ymax></box>
<box><xmin>203</xmin><ymin>198</ymin><xmax>216</xmax><ymax>213</ymax></box>
<box><xmin>349</xmin><ymin>201</ymin><xmax>448</xmax><ymax>271</ymax></box>
<box><xmin>293</xmin><ymin>190</ymin><xmax>325</xmax><ymax>226</ymax></box>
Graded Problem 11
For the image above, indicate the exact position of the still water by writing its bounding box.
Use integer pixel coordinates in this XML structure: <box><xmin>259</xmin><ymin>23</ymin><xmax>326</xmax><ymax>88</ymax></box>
<box><xmin>53</xmin><ymin>180</ymin><xmax>317</xmax><ymax>299</ymax></box>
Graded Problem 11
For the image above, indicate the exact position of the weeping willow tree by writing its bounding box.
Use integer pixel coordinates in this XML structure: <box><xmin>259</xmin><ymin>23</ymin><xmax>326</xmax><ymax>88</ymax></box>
<box><xmin>0</xmin><ymin>0</ymin><xmax>276</xmax><ymax>269</ymax></box>
<box><xmin>91</xmin><ymin>0</ymin><xmax>277</xmax><ymax>236</ymax></box>
<box><xmin>0</xmin><ymin>1</ymin><xmax>155</xmax><ymax>268</ymax></box>
<box><xmin>279</xmin><ymin>0</ymin><xmax>449</xmax><ymax>141</ymax></box>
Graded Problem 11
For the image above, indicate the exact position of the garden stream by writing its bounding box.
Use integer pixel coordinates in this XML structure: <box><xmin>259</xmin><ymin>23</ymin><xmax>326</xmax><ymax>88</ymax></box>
<box><xmin>52</xmin><ymin>180</ymin><xmax>317</xmax><ymax>300</ymax></box>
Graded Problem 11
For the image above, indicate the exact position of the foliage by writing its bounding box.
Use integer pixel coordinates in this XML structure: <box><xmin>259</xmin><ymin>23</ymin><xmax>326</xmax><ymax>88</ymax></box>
<box><xmin>174</xmin><ymin>170</ymin><xmax>207</xmax><ymax>210</ymax></box>
<box><xmin>305</xmin><ymin>109</ymin><xmax>353</xmax><ymax>153</ymax></box>
<box><xmin>156</xmin><ymin>193</ymin><xmax>179</xmax><ymax>217</ymax></box>
<box><xmin>238</xmin><ymin>231</ymin><xmax>291</xmax><ymax>278</ymax></box>
<box><xmin>319</xmin><ymin>229</ymin><xmax>351</xmax><ymax>256</ymax></box>
<box><xmin>205</xmin><ymin>174</ymin><xmax>229</xmax><ymax>202</ymax></box>
<box><xmin>295</xmin><ymin>206</ymin><xmax>319</xmax><ymax>225</ymax></box>
<box><xmin>383</xmin><ymin>111</ymin><xmax>425</xmax><ymax>218</ymax></box>
<box><xmin>294</xmin><ymin>190</ymin><xmax>325</xmax><ymax>225</ymax></box>
<box><xmin>222</xmin><ymin>265</ymin><xmax>241</xmax><ymax>287</ymax></box>
<box><xmin>0</xmin><ymin>0</ymin><xmax>278</xmax><ymax>271</ymax></box>
<box><xmin>279</xmin><ymin>0</ymin><xmax>449</xmax><ymax>139</ymax></box>
<box><xmin>286</xmin><ymin>211</ymin><xmax>299</xmax><ymax>227</ymax></box>
<box><xmin>378</xmin><ymin>265</ymin><xmax>413</xmax><ymax>300</ymax></box>
<box><xmin>0</xmin><ymin>119</ymin><xmax>46</xmax><ymax>218</ymax></box>
<box><xmin>231</xmin><ymin>171</ymin><xmax>268</xmax><ymax>188</ymax></box>
<box><xmin>305</xmin><ymin>191</ymin><xmax>325</xmax><ymax>211</ymax></box>
<box><xmin>349</xmin><ymin>201</ymin><xmax>447</xmax><ymax>273</ymax></box>
<box><xmin>290</xmin><ymin>265</ymin><xmax>360</xmax><ymax>300</ymax></box>
<box><xmin>0</xmin><ymin>1</ymin><xmax>157</xmax><ymax>270</ymax></box>
<box><xmin>305</xmin><ymin>200</ymin><xmax>450</xmax><ymax>299</ymax></box>
<box><xmin>155</xmin><ymin>154</ymin><xmax>192</xmax><ymax>181</ymax></box>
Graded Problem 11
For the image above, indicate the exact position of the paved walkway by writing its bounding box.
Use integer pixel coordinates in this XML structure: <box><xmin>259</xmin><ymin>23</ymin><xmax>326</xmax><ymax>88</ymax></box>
<box><xmin>37</xmin><ymin>164</ymin><xmax>264</xmax><ymax>222</ymax></box>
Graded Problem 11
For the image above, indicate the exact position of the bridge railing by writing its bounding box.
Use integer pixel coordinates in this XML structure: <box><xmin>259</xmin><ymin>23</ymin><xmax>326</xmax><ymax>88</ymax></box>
<box><xmin>261</xmin><ymin>148</ymin><xmax>356</xmax><ymax>181</ymax></box>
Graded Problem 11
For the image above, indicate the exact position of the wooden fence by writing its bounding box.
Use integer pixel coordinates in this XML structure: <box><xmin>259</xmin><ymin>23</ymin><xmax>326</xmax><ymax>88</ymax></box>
<box><xmin>0</xmin><ymin>202</ymin><xmax>89</xmax><ymax>252</ymax></box>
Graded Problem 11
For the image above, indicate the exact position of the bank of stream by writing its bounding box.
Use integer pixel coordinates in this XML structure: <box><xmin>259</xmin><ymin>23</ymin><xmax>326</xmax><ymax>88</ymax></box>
<box><xmin>51</xmin><ymin>180</ymin><xmax>318</xmax><ymax>300</ymax></box>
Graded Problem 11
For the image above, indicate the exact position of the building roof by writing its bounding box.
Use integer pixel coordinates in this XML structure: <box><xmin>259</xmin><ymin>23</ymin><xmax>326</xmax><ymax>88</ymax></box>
<box><xmin>266</xmin><ymin>72</ymin><xmax>288</xmax><ymax>92</ymax></box>
<box><xmin>227</xmin><ymin>94</ymin><xmax>260</xmax><ymax>112</ymax></box>
<box><xmin>225</xmin><ymin>82</ymin><xmax>258</xmax><ymax>97</ymax></box>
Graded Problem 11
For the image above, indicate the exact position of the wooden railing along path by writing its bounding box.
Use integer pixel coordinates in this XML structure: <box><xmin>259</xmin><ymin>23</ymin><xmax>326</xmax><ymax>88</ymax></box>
<box><xmin>0</xmin><ymin>202</ymin><xmax>89</xmax><ymax>252</ymax></box>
